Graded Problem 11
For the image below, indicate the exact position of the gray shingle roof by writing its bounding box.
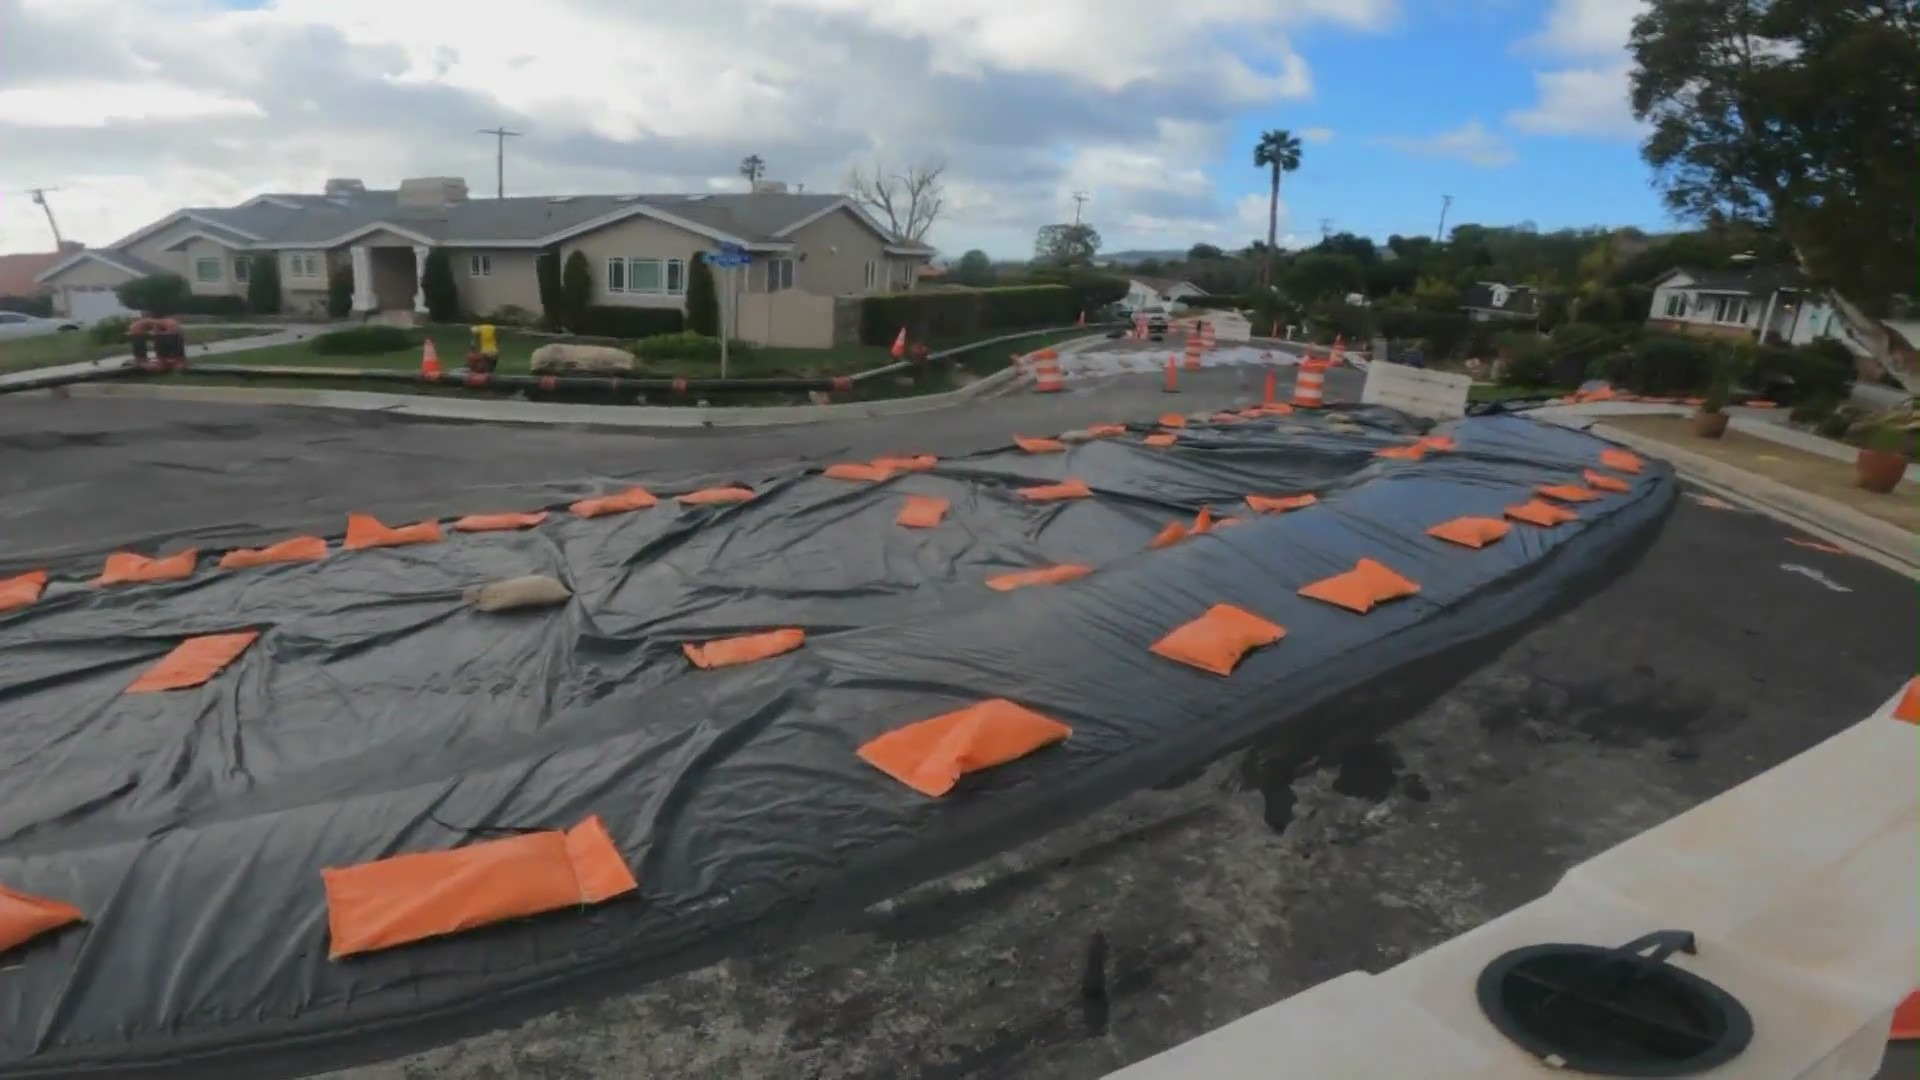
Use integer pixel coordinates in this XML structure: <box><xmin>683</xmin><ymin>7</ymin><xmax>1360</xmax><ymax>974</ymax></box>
<box><xmin>1672</xmin><ymin>264</ymin><xmax>1806</xmax><ymax>296</ymax></box>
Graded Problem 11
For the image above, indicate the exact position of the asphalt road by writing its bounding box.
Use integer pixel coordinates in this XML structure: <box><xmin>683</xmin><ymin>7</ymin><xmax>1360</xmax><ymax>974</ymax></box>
<box><xmin>3</xmin><ymin>358</ymin><xmax>1912</xmax><ymax>1079</ymax></box>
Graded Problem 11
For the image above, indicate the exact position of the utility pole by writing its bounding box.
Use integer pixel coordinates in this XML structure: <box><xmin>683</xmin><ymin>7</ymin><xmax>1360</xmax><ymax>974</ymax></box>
<box><xmin>1435</xmin><ymin>194</ymin><xmax>1453</xmax><ymax>242</ymax></box>
<box><xmin>475</xmin><ymin>127</ymin><xmax>523</xmax><ymax>199</ymax></box>
<box><xmin>1070</xmin><ymin>191</ymin><xmax>1090</xmax><ymax>226</ymax></box>
<box><xmin>19</xmin><ymin>188</ymin><xmax>63</xmax><ymax>247</ymax></box>
<box><xmin>1318</xmin><ymin>217</ymin><xmax>1334</xmax><ymax>242</ymax></box>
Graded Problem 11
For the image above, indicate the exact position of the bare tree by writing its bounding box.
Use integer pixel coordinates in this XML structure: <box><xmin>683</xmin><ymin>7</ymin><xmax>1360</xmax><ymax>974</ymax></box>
<box><xmin>844</xmin><ymin>159</ymin><xmax>945</xmax><ymax>244</ymax></box>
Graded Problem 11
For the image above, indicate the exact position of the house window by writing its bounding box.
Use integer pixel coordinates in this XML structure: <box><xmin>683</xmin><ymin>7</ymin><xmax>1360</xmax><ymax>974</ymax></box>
<box><xmin>606</xmin><ymin>257</ymin><xmax>626</xmax><ymax>293</ymax></box>
<box><xmin>194</xmin><ymin>256</ymin><xmax>222</xmax><ymax>284</ymax></box>
<box><xmin>288</xmin><ymin>254</ymin><xmax>321</xmax><ymax>279</ymax></box>
<box><xmin>628</xmin><ymin>258</ymin><xmax>664</xmax><ymax>293</ymax></box>
<box><xmin>233</xmin><ymin>257</ymin><xmax>250</xmax><ymax>283</ymax></box>
<box><xmin>864</xmin><ymin>260</ymin><xmax>879</xmax><ymax>291</ymax></box>
<box><xmin>469</xmin><ymin>254</ymin><xmax>492</xmax><ymax>277</ymax></box>
<box><xmin>765</xmin><ymin>257</ymin><xmax>795</xmax><ymax>292</ymax></box>
<box><xmin>1663</xmin><ymin>292</ymin><xmax>1686</xmax><ymax>318</ymax></box>
<box><xmin>665</xmin><ymin>258</ymin><xmax>685</xmax><ymax>295</ymax></box>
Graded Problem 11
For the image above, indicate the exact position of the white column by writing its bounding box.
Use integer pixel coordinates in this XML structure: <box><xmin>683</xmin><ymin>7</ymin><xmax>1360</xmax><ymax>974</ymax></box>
<box><xmin>349</xmin><ymin>245</ymin><xmax>375</xmax><ymax>313</ymax></box>
<box><xmin>411</xmin><ymin>245</ymin><xmax>430</xmax><ymax>314</ymax></box>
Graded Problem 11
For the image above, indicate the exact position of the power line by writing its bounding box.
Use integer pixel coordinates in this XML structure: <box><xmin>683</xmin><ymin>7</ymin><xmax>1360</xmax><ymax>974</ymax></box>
<box><xmin>475</xmin><ymin>127</ymin><xmax>524</xmax><ymax>199</ymax></box>
<box><xmin>1435</xmin><ymin>194</ymin><xmax>1453</xmax><ymax>242</ymax></box>
<box><xmin>1070</xmin><ymin>191</ymin><xmax>1090</xmax><ymax>226</ymax></box>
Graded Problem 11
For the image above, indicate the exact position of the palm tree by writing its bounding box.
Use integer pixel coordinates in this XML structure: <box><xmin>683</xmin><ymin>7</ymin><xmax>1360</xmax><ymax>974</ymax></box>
<box><xmin>1252</xmin><ymin>130</ymin><xmax>1303</xmax><ymax>287</ymax></box>
<box><xmin>739</xmin><ymin>155</ymin><xmax>766</xmax><ymax>187</ymax></box>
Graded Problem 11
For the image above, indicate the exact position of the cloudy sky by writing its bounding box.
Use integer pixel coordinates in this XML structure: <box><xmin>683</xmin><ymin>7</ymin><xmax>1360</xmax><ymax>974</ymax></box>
<box><xmin>0</xmin><ymin>0</ymin><xmax>1661</xmax><ymax>259</ymax></box>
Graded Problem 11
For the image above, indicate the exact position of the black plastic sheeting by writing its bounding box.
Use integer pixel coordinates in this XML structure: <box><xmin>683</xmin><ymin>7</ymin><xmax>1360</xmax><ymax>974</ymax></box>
<box><xmin>0</xmin><ymin>407</ymin><xmax>1672</xmax><ymax>1076</ymax></box>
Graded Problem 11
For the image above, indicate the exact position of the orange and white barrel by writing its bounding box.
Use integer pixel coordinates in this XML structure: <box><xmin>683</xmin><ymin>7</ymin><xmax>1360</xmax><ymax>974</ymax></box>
<box><xmin>1293</xmin><ymin>357</ymin><xmax>1327</xmax><ymax>408</ymax></box>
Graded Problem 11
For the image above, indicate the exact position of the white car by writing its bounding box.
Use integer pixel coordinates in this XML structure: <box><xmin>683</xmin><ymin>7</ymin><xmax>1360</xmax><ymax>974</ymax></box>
<box><xmin>0</xmin><ymin>312</ymin><xmax>81</xmax><ymax>340</ymax></box>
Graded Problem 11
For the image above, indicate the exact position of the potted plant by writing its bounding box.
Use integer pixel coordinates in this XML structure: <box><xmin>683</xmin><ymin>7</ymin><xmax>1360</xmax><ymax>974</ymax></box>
<box><xmin>1693</xmin><ymin>361</ymin><xmax>1733</xmax><ymax>438</ymax></box>
<box><xmin>1855</xmin><ymin>423</ymin><xmax>1910</xmax><ymax>494</ymax></box>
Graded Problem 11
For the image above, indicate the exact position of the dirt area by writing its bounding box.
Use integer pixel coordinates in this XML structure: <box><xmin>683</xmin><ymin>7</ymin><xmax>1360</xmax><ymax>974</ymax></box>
<box><xmin>1602</xmin><ymin>414</ymin><xmax>1920</xmax><ymax>534</ymax></box>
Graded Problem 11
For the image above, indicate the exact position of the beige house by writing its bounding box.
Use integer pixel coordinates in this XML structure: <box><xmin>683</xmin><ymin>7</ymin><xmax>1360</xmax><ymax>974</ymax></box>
<box><xmin>35</xmin><ymin>177</ymin><xmax>933</xmax><ymax>346</ymax></box>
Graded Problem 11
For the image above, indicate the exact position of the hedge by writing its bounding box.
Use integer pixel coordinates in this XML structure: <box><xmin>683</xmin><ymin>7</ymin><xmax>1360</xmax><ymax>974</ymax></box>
<box><xmin>311</xmin><ymin>325</ymin><xmax>418</xmax><ymax>355</ymax></box>
<box><xmin>573</xmin><ymin>305</ymin><xmax>684</xmax><ymax>339</ymax></box>
<box><xmin>859</xmin><ymin>285</ymin><xmax>1085</xmax><ymax>346</ymax></box>
<box><xmin>631</xmin><ymin>330</ymin><xmax>730</xmax><ymax>364</ymax></box>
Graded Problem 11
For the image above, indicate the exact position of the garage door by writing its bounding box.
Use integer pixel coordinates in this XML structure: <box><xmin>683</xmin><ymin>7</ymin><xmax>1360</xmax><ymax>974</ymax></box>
<box><xmin>67</xmin><ymin>286</ymin><xmax>134</xmax><ymax>325</ymax></box>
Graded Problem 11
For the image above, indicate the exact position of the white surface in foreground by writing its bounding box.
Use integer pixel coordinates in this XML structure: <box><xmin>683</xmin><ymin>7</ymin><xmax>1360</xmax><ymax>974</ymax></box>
<box><xmin>1110</xmin><ymin>684</ymin><xmax>1920</xmax><ymax>1079</ymax></box>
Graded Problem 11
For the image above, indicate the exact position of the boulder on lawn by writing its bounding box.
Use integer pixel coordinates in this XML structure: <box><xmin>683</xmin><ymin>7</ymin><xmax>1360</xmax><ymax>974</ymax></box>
<box><xmin>529</xmin><ymin>343</ymin><xmax>639</xmax><ymax>376</ymax></box>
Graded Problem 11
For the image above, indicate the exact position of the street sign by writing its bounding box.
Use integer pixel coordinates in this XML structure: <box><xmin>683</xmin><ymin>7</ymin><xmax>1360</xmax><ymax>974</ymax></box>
<box><xmin>703</xmin><ymin>245</ymin><xmax>751</xmax><ymax>269</ymax></box>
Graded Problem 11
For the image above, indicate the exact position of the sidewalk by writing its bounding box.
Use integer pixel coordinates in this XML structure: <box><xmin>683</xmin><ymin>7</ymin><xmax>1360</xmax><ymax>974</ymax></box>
<box><xmin>0</xmin><ymin>324</ymin><xmax>336</xmax><ymax>389</ymax></box>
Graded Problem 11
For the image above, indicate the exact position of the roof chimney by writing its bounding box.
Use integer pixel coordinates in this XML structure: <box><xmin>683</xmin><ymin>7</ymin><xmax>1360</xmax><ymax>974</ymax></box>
<box><xmin>397</xmin><ymin>177</ymin><xmax>470</xmax><ymax>208</ymax></box>
<box><xmin>750</xmin><ymin>179</ymin><xmax>789</xmax><ymax>195</ymax></box>
<box><xmin>323</xmin><ymin>178</ymin><xmax>366</xmax><ymax>197</ymax></box>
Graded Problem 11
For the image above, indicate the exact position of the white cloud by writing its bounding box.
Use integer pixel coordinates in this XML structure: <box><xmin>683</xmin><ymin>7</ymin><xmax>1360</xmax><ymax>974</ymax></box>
<box><xmin>1372</xmin><ymin>120</ymin><xmax>1516</xmax><ymax>167</ymax></box>
<box><xmin>1299</xmin><ymin>126</ymin><xmax>1335</xmax><ymax>144</ymax></box>
<box><xmin>1506</xmin><ymin>0</ymin><xmax>1647</xmax><ymax>140</ymax></box>
<box><xmin>0</xmin><ymin>0</ymin><xmax>1392</xmax><ymax>256</ymax></box>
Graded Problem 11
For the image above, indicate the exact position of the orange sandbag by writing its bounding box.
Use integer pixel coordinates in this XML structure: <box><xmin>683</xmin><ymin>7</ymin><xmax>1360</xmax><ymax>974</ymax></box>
<box><xmin>1214</xmin><ymin>515</ymin><xmax>1247</xmax><ymax>528</ymax></box>
<box><xmin>219</xmin><ymin>537</ymin><xmax>328</xmax><ymax>570</ymax></box>
<box><xmin>1014</xmin><ymin>435</ymin><xmax>1066</xmax><ymax>454</ymax></box>
<box><xmin>0</xmin><ymin>883</ymin><xmax>83</xmax><ymax>956</ymax></box>
<box><xmin>986</xmin><ymin>564</ymin><xmax>1092</xmax><ymax>591</ymax></box>
<box><xmin>1536</xmin><ymin>483</ymin><xmax>1601</xmax><ymax>503</ymax></box>
<box><xmin>97</xmin><ymin>549</ymin><xmax>198</xmax><ymax>586</ymax></box>
<box><xmin>1150</xmin><ymin>603</ymin><xmax>1285</xmax><ymax>677</ymax></box>
<box><xmin>344</xmin><ymin>514</ymin><xmax>443</xmax><ymax>551</ymax></box>
<box><xmin>1375</xmin><ymin>443</ymin><xmax>1429</xmax><ymax>461</ymax></box>
<box><xmin>872</xmin><ymin>454</ymin><xmax>938</xmax><ymax>472</ymax></box>
<box><xmin>825</xmin><ymin>463</ymin><xmax>896</xmax><ymax>482</ymax></box>
<box><xmin>1143</xmin><ymin>432</ymin><xmax>1178</xmax><ymax>448</ymax></box>
<box><xmin>0</xmin><ymin>570</ymin><xmax>48</xmax><ymax>613</ymax></box>
<box><xmin>1599</xmin><ymin>448</ymin><xmax>1643</xmax><ymax>474</ymax></box>
<box><xmin>1427</xmin><ymin>516</ymin><xmax>1511</xmax><ymax>549</ymax></box>
<box><xmin>1682</xmin><ymin>396</ymin><xmax>1706</xmax><ymax>406</ymax></box>
<box><xmin>322</xmin><ymin>816</ymin><xmax>637</xmax><ymax>960</ymax></box>
<box><xmin>1019</xmin><ymin>479</ymin><xmax>1093</xmax><ymax>502</ymax></box>
<box><xmin>677</xmin><ymin>486</ymin><xmax>755</xmax><ymax>506</ymax></box>
<box><xmin>1257</xmin><ymin>403</ymin><xmax>1294</xmax><ymax>416</ymax></box>
<box><xmin>1189</xmin><ymin>506</ymin><xmax>1215</xmax><ymax>535</ymax></box>
<box><xmin>1894</xmin><ymin>679</ymin><xmax>1919</xmax><ymax>724</ymax></box>
<box><xmin>1148</xmin><ymin>521</ymin><xmax>1189</xmax><ymax>550</ymax></box>
<box><xmin>897</xmin><ymin>495</ymin><xmax>949</xmax><ymax>528</ymax></box>
<box><xmin>1582</xmin><ymin>469</ymin><xmax>1631</xmax><ymax>494</ymax></box>
<box><xmin>453</xmin><ymin>511</ymin><xmax>550</xmax><ymax>532</ymax></box>
<box><xmin>682</xmin><ymin>628</ymin><xmax>806</xmax><ymax>670</ymax></box>
<box><xmin>570</xmin><ymin>486</ymin><xmax>658</xmax><ymax>518</ymax></box>
<box><xmin>125</xmin><ymin>631</ymin><xmax>260</xmax><ymax>694</ymax></box>
<box><xmin>1506</xmin><ymin>499</ymin><xmax>1579</xmax><ymax>527</ymax></box>
<box><xmin>1298</xmin><ymin>557</ymin><xmax>1421</xmax><ymax>614</ymax></box>
<box><xmin>1246</xmin><ymin>493</ymin><xmax>1317</xmax><ymax>514</ymax></box>
<box><xmin>1158</xmin><ymin>413</ymin><xmax>1187</xmax><ymax>429</ymax></box>
<box><xmin>1211</xmin><ymin>412</ymin><xmax>1243</xmax><ymax>423</ymax></box>
<box><xmin>1087</xmin><ymin>424</ymin><xmax>1128</xmax><ymax>437</ymax></box>
<box><xmin>1418</xmin><ymin>435</ymin><xmax>1456</xmax><ymax>452</ymax></box>
<box><xmin>1747</xmin><ymin>399</ymin><xmax>1778</xmax><ymax>408</ymax></box>
<box><xmin>858</xmin><ymin>699</ymin><xmax>1071</xmax><ymax>798</ymax></box>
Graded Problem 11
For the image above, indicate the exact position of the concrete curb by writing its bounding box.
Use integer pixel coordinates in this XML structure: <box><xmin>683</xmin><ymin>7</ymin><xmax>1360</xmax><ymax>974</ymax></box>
<box><xmin>54</xmin><ymin>335</ymin><xmax>1101</xmax><ymax>429</ymax></box>
<box><xmin>1527</xmin><ymin>401</ymin><xmax>1917</xmax><ymax>487</ymax></box>
<box><xmin>1590</xmin><ymin>422</ymin><xmax>1920</xmax><ymax>579</ymax></box>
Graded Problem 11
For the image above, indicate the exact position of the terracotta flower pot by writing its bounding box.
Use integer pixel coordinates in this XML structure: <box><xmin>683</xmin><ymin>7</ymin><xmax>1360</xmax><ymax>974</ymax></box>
<box><xmin>1856</xmin><ymin>447</ymin><xmax>1907</xmax><ymax>494</ymax></box>
<box><xmin>1693</xmin><ymin>410</ymin><xmax>1730</xmax><ymax>439</ymax></box>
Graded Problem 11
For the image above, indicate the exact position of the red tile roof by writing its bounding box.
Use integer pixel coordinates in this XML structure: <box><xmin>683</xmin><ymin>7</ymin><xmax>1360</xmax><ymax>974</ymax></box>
<box><xmin>0</xmin><ymin>251</ymin><xmax>64</xmax><ymax>297</ymax></box>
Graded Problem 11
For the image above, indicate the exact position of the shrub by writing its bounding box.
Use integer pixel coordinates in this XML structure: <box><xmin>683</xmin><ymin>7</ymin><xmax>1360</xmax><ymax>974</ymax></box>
<box><xmin>311</xmin><ymin>325</ymin><xmax>418</xmax><ymax>356</ymax></box>
<box><xmin>1376</xmin><ymin>308</ymin><xmax>1471</xmax><ymax>357</ymax></box>
<box><xmin>1605</xmin><ymin>334</ymin><xmax>1711</xmax><ymax>395</ymax></box>
<box><xmin>633</xmin><ymin>330</ymin><xmax>725</xmax><ymax>364</ymax></box>
<box><xmin>327</xmin><ymin>263</ymin><xmax>354</xmax><ymax>318</ymax></box>
<box><xmin>0</xmin><ymin>294</ymin><xmax>53</xmax><ymax>317</ymax></box>
<box><xmin>421</xmin><ymin>249</ymin><xmax>460</xmax><ymax>322</ymax></box>
<box><xmin>245</xmin><ymin>255</ymin><xmax>281</xmax><ymax>315</ymax></box>
<box><xmin>685</xmin><ymin>257</ymin><xmax>720</xmax><ymax>337</ymax></box>
<box><xmin>174</xmin><ymin>295</ymin><xmax>250</xmax><ymax>317</ymax></box>
<box><xmin>1497</xmin><ymin>331</ymin><xmax>1554</xmax><ymax>387</ymax></box>
<box><xmin>1019</xmin><ymin>268</ymin><xmax>1129</xmax><ymax>315</ymax></box>
<box><xmin>573</xmin><ymin>305</ymin><xmax>684</xmax><ymax>338</ymax></box>
<box><xmin>116</xmin><ymin>273</ymin><xmax>189</xmax><ymax>316</ymax></box>
<box><xmin>89</xmin><ymin>315</ymin><xmax>134</xmax><ymax>345</ymax></box>
<box><xmin>1816</xmin><ymin>405</ymin><xmax>1860</xmax><ymax>439</ymax></box>
<box><xmin>484</xmin><ymin>304</ymin><xmax>537</xmax><ymax>328</ymax></box>
<box><xmin>858</xmin><ymin>285</ymin><xmax>1082</xmax><ymax>346</ymax></box>
<box><xmin>1748</xmin><ymin>338</ymin><xmax>1854</xmax><ymax>403</ymax></box>
<box><xmin>560</xmin><ymin>251</ymin><xmax>592</xmax><ymax>331</ymax></box>
<box><xmin>1789</xmin><ymin>393</ymin><xmax>1845</xmax><ymax>425</ymax></box>
<box><xmin>535</xmin><ymin>251</ymin><xmax>563</xmax><ymax>329</ymax></box>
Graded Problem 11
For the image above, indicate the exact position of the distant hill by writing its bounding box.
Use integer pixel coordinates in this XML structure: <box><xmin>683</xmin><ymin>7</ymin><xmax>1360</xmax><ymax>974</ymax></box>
<box><xmin>1099</xmin><ymin>250</ymin><xmax>1187</xmax><ymax>267</ymax></box>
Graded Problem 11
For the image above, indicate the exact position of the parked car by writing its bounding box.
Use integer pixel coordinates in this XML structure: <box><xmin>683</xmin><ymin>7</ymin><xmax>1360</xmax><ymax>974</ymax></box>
<box><xmin>0</xmin><ymin>312</ymin><xmax>80</xmax><ymax>340</ymax></box>
<box><xmin>1146</xmin><ymin>312</ymin><xmax>1169</xmax><ymax>339</ymax></box>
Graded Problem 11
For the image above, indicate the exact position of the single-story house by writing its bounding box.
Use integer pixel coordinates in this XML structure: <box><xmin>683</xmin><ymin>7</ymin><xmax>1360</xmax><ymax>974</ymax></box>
<box><xmin>1644</xmin><ymin>265</ymin><xmax>1868</xmax><ymax>355</ymax></box>
<box><xmin>1461</xmin><ymin>282</ymin><xmax>1539</xmax><ymax>323</ymax></box>
<box><xmin>1126</xmin><ymin>276</ymin><xmax>1207</xmax><ymax>312</ymax></box>
<box><xmin>35</xmin><ymin>177</ymin><xmax>933</xmax><ymax>346</ymax></box>
<box><xmin>0</xmin><ymin>245</ymin><xmax>77</xmax><ymax>300</ymax></box>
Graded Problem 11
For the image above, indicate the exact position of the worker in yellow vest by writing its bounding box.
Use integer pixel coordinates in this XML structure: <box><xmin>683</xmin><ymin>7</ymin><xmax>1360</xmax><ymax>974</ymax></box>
<box><xmin>467</xmin><ymin>323</ymin><xmax>500</xmax><ymax>373</ymax></box>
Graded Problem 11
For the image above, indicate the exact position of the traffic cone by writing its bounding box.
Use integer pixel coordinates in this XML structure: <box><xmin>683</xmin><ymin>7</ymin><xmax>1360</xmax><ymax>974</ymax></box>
<box><xmin>1076</xmin><ymin>310</ymin><xmax>1086</xmax><ymax>327</ymax></box>
<box><xmin>1263</xmin><ymin>368</ymin><xmax>1276</xmax><ymax>405</ymax></box>
<box><xmin>1163</xmin><ymin>356</ymin><xmax>1179</xmax><ymax>393</ymax></box>
<box><xmin>1893</xmin><ymin>990</ymin><xmax>1920</xmax><ymax>1040</ymax></box>
<box><xmin>891</xmin><ymin>327</ymin><xmax>908</xmax><ymax>360</ymax></box>
<box><xmin>420</xmin><ymin>338</ymin><xmax>442</xmax><ymax>378</ymax></box>
<box><xmin>1894</xmin><ymin>678</ymin><xmax>1919</xmax><ymax>723</ymax></box>
<box><xmin>1293</xmin><ymin>357</ymin><xmax>1326</xmax><ymax>408</ymax></box>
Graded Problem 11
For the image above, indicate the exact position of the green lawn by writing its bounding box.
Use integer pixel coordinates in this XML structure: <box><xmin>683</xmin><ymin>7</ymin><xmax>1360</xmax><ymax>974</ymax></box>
<box><xmin>0</xmin><ymin>326</ymin><xmax>266</xmax><ymax>375</ymax></box>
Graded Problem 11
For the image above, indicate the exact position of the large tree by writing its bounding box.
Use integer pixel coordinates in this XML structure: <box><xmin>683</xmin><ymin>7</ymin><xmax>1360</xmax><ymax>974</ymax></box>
<box><xmin>950</xmin><ymin>249</ymin><xmax>994</xmax><ymax>286</ymax></box>
<box><xmin>1033</xmin><ymin>223</ymin><xmax>1101</xmax><ymax>266</ymax></box>
<box><xmin>739</xmin><ymin>155</ymin><xmax>766</xmax><ymax>186</ymax></box>
<box><xmin>1251</xmin><ymin>130</ymin><xmax>1303</xmax><ymax>287</ymax></box>
<box><xmin>1629</xmin><ymin>0</ymin><xmax>1919</xmax><ymax>379</ymax></box>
